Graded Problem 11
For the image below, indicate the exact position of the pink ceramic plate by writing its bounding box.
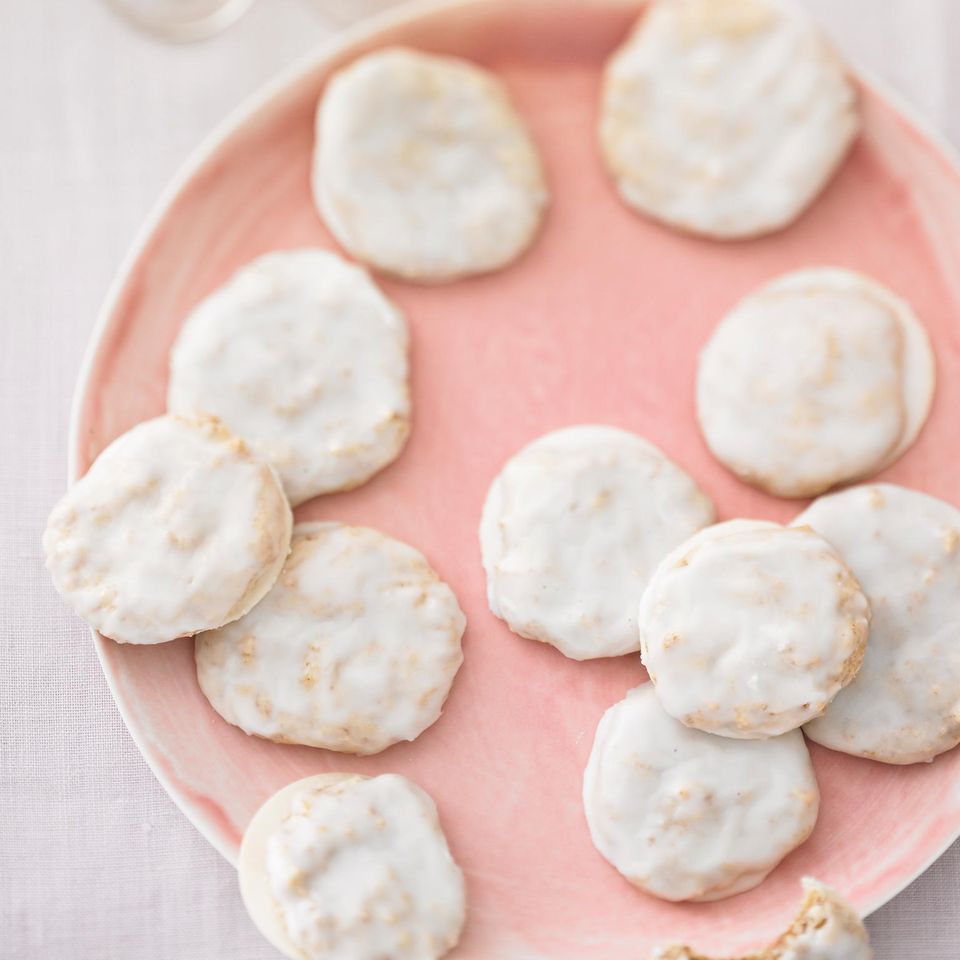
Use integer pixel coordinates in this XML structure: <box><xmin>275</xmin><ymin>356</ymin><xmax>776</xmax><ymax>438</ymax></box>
<box><xmin>71</xmin><ymin>0</ymin><xmax>960</xmax><ymax>955</ymax></box>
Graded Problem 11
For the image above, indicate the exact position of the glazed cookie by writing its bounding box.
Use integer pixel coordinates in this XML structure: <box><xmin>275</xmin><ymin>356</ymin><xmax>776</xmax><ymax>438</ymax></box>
<box><xmin>697</xmin><ymin>269</ymin><xmax>934</xmax><ymax>498</ymax></box>
<box><xmin>583</xmin><ymin>685</ymin><xmax>819</xmax><ymax>902</ymax></box>
<box><xmin>168</xmin><ymin>249</ymin><xmax>410</xmax><ymax>505</ymax></box>
<box><xmin>797</xmin><ymin>484</ymin><xmax>960</xmax><ymax>764</ymax></box>
<box><xmin>239</xmin><ymin>773</ymin><xmax>466</xmax><ymax>960</ymax></box>
<box><xmin>639</xmin><ymin>520</ymin><xmax>869</xmax><ymax>738</ymax></box>
<box><xmin>43</xmin><ymin>414</ymin><xmax>291</xmax><ymax>645</ymax></box>
<box><xmin>479</xmin><ymin>426</ymin><xmax>714</xmax><ymax>660</ymax></box>
<box><xmin>313</xmin><ymin>47</ymin><xmax>548</xmax><ymax>281</ymax></box>
<box><xmin>196</xmin><ymin>522</ymin><xmax>465</xmax><ymax>754</ymax></box>
<box><xmin>600</xmin><ymin>0</ymin><xmax>859</xmax><ymax>238</ymax></box>
<box><xmin>652</xmin><ymin>877</ymin><xmax>872</xmax><ymax>959</ymax></box>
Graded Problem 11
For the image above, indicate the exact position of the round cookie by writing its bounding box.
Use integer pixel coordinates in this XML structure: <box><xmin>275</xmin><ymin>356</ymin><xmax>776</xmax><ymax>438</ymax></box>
<box><xmin>774</xmin><ymin>269</ymin><xmax>935</xmax><ymax>474</ymax></box>
<box><xmin>583</xmin><ymin>685</ymin><xmax>820</xmax><ymax>902</ymax></box>
<box><xmin>600</xmin><ymin>0</ymin><xmax>859</xmax><ymax>239</ymax></box>
<box><xmin>697</xmin><ymin>268</ymin><xmax>934</xmax><ymax>498</ymax></box>
<box><xmin>639</xmin><ymin>520</ymin><xmax>869</xmax><ymax>738</ymax></box>
<box><xmin>797</xmin><ymin>484</ymin><xmax>960</xmax><ymax>764</ymax></box>
<box><xmin>479</xmin><ymin>425</ymin><xmax>715</xmax><ymax>660</ymax></box>
<box><xmin>239</xmin><ymin>773</ymin><xmax>466</xmax><ymax>960</ymax></box>
<box><xmin>43</xmin><ymin>414</ymin><xmax>291</xmax><ymax>646</ymax></box>
<box><xmin>168</xmin><ymin>249</ymin><xmax>410</xmax><ymax>505</ymax></box>
<box><xmin>196</xmin><ymin>522</ymin><xmax>465</xmax><ymax>754</ymax></box>
<box><xmin>313</xmin><ymin>46</ymin><xmax>548</xmax><ymax>282</ymax></box>
<box><xmin>652</xmin><ymin>877</ymin><xmax>872</xmax><ymax>959</ymax></box>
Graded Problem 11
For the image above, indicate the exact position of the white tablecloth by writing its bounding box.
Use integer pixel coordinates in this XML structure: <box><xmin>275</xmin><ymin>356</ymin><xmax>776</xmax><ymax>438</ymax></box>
<box><xmin>2</xmin><ymin>2</ymin><xmax>958</xmax><ymax>957</ymax></box>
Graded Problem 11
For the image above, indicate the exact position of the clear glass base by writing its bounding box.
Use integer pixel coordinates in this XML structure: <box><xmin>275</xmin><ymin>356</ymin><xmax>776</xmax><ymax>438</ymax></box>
<box><xmin>308</xmin><ymin>0</ymin><xmax>404</xmax><ymax>26</ymax></box>
<box><xmin>104</xmin><ymin>0</ymin><xmax>256</xmax><ymax>42</ymax></box>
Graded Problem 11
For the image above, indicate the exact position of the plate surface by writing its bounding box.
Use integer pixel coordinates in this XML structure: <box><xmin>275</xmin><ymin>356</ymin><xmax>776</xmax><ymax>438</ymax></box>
<box><xmin>72</xmin><ymin>0</ymin><xmax>960</xmax><ymax>955</ymax></box>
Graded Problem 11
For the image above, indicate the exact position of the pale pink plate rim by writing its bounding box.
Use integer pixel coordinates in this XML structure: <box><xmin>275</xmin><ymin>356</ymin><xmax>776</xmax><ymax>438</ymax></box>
<box><xmin>69</xmin><ymin>0</ymin><xmax>960</xmax><ymax>919</ymax></box>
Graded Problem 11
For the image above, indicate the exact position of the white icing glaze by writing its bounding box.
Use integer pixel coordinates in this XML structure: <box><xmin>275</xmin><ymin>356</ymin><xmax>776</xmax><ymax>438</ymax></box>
<box><xmin>639</xmin><ymin>520</ymin><xmax>869</xmax><ymax>738</ymax></box>
<box><xmin>43</xmin><ymin>414</ymin><xmax>291</xmax><ymax>645</ymax></box>
<box><xmin>313</xmin><ymin>46</ymin><xmax>548</xmax><ymax>282</ymax></box>
<box><xmin>479</xmin><ymin>425</ymin><xmax>714</xmax><ymax>660</ymax></box>
<box><xmin>583</xmin><ymin>685</ymin><xmax>819</xmax><ymax>902</ymax></box>
<box><xmin>600</xmin><ymin>0</ymin><xmax>859</xmax><ymax>238</ymax></box>
<box><xmin>196</xmin><ymin>522</ymin><xmax>465</xmax><ymax>754</ymax></box>
<box><xmin>798</xmin><ymin>484</ymin><xmax>960</xmax><ymax>763</ymax></box>
<box><xmin>697</xmin><ymin>268</ymin><xmax>930</xmax><ymax>498</ymax></box>
<box><xmin>768</xmin><ymin>269</ymin><xmax>935</xmax><ymax>473</ymax></box>
<box><xmin>168</xmin><ymin>249</ymin><xmax>410</xmax><ymax>505</ymax></box>
<box><xmin>239</xmin><ymin>773</ymin><xmax>466</xmax><ymax>960</ymax></box>
<box><xmin>651</xmin><ymin>877</ymin><xmax>871</xmax><ymax>959</ymax></box>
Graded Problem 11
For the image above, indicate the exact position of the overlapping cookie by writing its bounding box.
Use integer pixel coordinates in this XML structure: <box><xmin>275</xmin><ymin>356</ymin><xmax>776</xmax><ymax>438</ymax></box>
<box><xmin>797</xmin><ymin>484</ymin><xmax>960</xmax><ymax>764</ymax></box>
<box><xmin>169</xmin><ymin>249</ymin><xmax>410</xmax><ymax>505</ymax></box>
<box><xmin>196</xmin><ymin>522</ymin><xmax>465</xmax><ymax>755</ymax></box>
<box><xmin>639</xmin><ymin>520</ymin><xmax>869</xmax><ymax>738</ymax></box>
<box><xmin>44</xmin><ymin>414</ymin><xmax>291</xmax><ymax>645</ymax></box>
<box><xmin>584</xmin><ymin>685</ymin><xmax>819</xmax><ymax>901</ymax></box>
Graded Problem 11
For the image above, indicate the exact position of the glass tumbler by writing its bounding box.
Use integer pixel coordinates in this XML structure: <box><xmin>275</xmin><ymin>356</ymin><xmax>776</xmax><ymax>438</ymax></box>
<box><xmin>105</xmin><ymin>0</ymin><xmax>256</xmax><ymax>42</ymax></box>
